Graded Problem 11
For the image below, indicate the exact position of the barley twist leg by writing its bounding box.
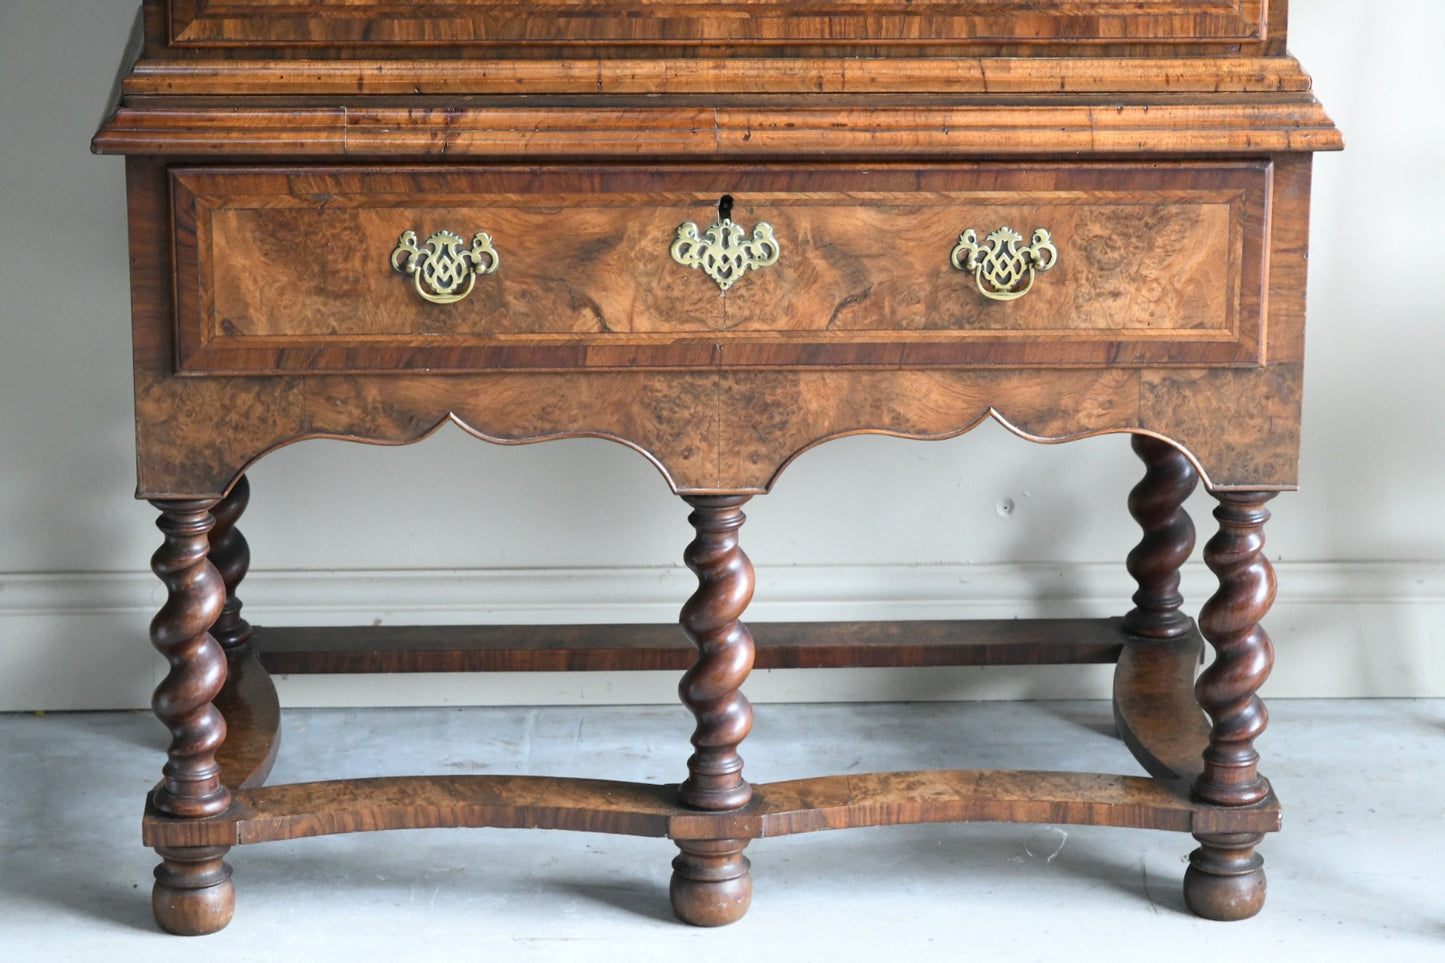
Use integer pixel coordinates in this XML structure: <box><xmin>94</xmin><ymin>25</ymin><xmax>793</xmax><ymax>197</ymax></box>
<box><xmin>147</xmin><ymin>499</ymin><xmax>234</xmax><ymax>935</ymax></box>
<box><xmin>1184</xmin><ymin>491</ymin><xmax>1276</xmax><ymax>921</ymax></box>
<box><xmin>671</xmin><ymin>494</ymin><xmax>755</xmax><ymax>926</ymax></box>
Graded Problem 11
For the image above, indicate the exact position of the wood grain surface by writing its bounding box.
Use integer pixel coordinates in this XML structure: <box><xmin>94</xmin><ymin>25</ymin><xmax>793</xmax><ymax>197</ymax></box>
<box><xmin>141</xmin><ymin>767</ymin><xmax>1281</xmax><ymax>850</ymax></box>
<box><xmin>172</xmin><ymin>163</ymin><xmax>1267</xmax><ymax>374</ymax></box>
<box><xmin>123</xmin><ymin>155</ymin><xmax>1313</xmax><ymax>497</ymax></box>
<box><xmin>156</xmin><ymin>0</ymin><xmax>1277</xmax><ymax>53</ymax></box>
<box><xmin>254</xmin><ymin>618</ymin><xmax>1131</xmax><ymax>674</ymax></box>
<box><xmin>95</xmin><ymin>98</ymin><xmax>1341</xmax><ymax>158</ymax></box>
<box><xmin>1113</xmin><ymin>633</ymin><xmax>1211</xmax><ymax>781</ymax></box>
<box><xmin>212</xmin><ymin>652</ymin><xmax>280</xmax><ymax>792</ymax></box>
<box><xmin>121</xmin><ymin>56</ymin><xmax>1315</xmax><ymax>98</ymax></box>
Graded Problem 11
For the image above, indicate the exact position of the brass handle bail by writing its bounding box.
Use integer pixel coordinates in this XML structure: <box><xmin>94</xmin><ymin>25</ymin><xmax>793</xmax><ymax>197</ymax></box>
<box><xmin>391</xmin><ymin>229</ymin><xmax>500</xmax><ymax>304</ymax></box>
<box><xmin>951</xmin><ymin>226</ymin><xmax>1058</xmax><ymax>302</ymax></box>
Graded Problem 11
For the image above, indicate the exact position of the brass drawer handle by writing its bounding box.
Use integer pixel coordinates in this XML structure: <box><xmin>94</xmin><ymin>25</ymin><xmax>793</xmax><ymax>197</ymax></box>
<box><xmin>390</xmin><ymin>229</ymin><xmax>500</xmax><ymax>304</ymax></box>
<box><xmin>951</xmin><ymin>226</ymin><xmax>1058</xmax><ymax>302</ymax></box>
<box><xmin>671</xmin><ymin>203</ymin><xmax>780</xmax><ymax>292</ymax></box>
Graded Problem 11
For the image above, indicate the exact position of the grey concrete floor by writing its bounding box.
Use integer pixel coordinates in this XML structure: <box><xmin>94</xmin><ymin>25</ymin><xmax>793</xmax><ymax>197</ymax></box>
<box><xmin>2</xmin><ymin>699</ymin><xmax>1442</xmax><ymax>961</ymax></box>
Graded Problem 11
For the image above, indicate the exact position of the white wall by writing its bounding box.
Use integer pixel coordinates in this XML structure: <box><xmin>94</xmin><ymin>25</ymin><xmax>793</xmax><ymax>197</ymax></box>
<box><xmin>1</xmin><ymin>2</ymin><xmax>1441</xmax><ymax>710</ymax></box>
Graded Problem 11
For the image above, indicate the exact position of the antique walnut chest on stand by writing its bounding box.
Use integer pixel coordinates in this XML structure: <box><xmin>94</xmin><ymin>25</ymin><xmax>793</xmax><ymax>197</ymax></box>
<box><xmin>94</xmin><ymin>0</ymin><xmax>1341</xmax><ymax>935</ymax></box>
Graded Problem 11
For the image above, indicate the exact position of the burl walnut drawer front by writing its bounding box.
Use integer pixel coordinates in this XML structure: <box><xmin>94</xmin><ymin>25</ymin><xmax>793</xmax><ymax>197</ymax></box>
<box><xmin>171</xmin><ymin>163</ymin><xmax>1270</xmax><ymax>374</ymax></box>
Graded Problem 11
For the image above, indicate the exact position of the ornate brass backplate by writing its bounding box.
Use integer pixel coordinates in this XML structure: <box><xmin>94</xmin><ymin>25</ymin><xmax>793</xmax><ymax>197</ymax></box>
<box><xmin>390</xmin><ymin>229</ymin><xmax>500</xmax><ymax>304</ymax></box>
<box><xmin>670</xmin><ymin>218</ymin><xmax>781</xmax><ymax>292</ymax></box>
<box><xmin>951</xmin><ymin>226</ymin><xmax>1058</xmax><ymax>302</ymax></box>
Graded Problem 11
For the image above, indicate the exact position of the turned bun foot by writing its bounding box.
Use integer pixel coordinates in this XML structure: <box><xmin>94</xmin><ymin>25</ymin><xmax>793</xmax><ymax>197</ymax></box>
<box><xmin>152</xmin><ymin>846</ymin><xmax>235</xmax><ymax>936</ymax></box>
<box><xmin>1182</xmin><ymin>833</ymin><xmax>1266</xmax><ymax>921</ymax></box>
<box><xmin>670</xmin><ymin>839</ymin><xmax>752</xmax><ymax>926</ymax></box>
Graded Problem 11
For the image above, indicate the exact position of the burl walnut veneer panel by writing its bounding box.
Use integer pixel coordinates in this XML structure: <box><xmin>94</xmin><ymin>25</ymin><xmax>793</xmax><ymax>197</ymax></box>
<box><xmin>174</xmin><ymin>163</ymin><xmax>1268</xmax><ymax>374</ymax></box>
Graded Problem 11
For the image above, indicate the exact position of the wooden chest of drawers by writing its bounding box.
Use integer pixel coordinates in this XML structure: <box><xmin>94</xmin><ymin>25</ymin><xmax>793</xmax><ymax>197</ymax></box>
<box><xmin>95</xmin><ymin>0</ymin><xmax>1339</xmax><ymax>935</ymax></box>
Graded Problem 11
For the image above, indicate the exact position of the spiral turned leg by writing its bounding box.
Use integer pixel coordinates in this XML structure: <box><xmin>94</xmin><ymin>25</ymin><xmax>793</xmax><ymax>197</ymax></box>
<box><xmin>1184</xmin><ymin>491</ymin><xmax>1276</xmax><ymax>921</ymax></box>
<box><xmin>1122</xmin><ymin>435</ymin><xmax>1198</xmax><ymax>640</ymax></box>
<box><xmin>671</xmin><ymin>494</ymin><xmax>756</xmax><ymax>927</ymax></box>
<box><xmin>207</xmin><ymin>476</ymin><xmax>252</xmax><ymax>660</ymax></box>
<box><xmin>148</xmin><ymin>499</ymin><xmax>234</xmax><ymax>935</ymax></box>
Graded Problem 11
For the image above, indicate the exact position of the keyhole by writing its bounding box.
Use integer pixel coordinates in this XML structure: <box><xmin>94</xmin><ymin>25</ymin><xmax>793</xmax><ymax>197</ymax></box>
<box><xmin>718</xmin><ymin>194</ymin><xmax>734</xmax><ymax>222</ymax></box>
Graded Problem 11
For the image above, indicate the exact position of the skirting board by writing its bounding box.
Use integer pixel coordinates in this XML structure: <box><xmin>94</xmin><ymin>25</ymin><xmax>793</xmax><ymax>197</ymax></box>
<box><xmin>1</xmin><ymin>561</ymin><xmax>1442</xmax><ymax>711</ymax></box>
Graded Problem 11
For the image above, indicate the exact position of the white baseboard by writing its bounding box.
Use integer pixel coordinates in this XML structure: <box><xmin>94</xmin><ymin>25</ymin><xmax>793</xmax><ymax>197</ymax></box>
<box><xmin>1</xmin><ymin>561</ymin><xmax>1441</xmax><ymax>710</ymax></box>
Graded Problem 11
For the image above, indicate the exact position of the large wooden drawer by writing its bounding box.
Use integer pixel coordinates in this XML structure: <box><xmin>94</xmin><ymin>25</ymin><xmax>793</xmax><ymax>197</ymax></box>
<box><xmin>171</xmin><ymin>162</ymin><xmax>1271</xmax><ymax>374</ymax></box>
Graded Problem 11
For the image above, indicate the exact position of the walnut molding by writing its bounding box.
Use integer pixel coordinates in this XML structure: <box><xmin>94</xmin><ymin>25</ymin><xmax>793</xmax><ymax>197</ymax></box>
<box><xmin>159</xmin><ymin>0</ymin><xmax>1281</xmax><ymax>53</ymax></box>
